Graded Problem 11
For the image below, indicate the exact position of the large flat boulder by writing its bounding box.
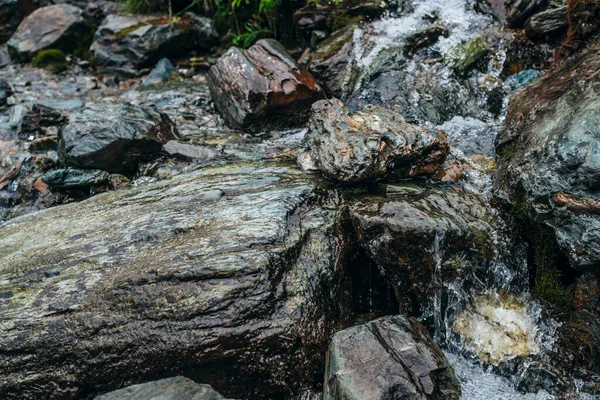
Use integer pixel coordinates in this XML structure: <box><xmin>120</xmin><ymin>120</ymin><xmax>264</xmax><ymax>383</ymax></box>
<box><xmin>303</xmin><ymin>99</ymin><xmax>448</xmax><ymax>183</ymax></box>
<box><xmin>494</xmin><ymin>38</ymin><xmax>600</xmax><ymax>271</ymax></box>
<box><xmin>7</xmin><ymin>4</ymin><xmax>95</xmax><ymax>61</ymax></box>
<box><xmin>0</xmin><ymin>162</ymin><xmax>345</xmax><ymax>398</ymax></box>
<box><xmin>207</xmin><ymin>39</ymin><xmax>325</xmax><ymax>132</ymax></box>
<box><xmin>324</xmin><ymin>315</ymin><xmax>461</xmax><ymax>399</ymax></box>
<box><xmin>91</xmin><ymin>13</ymin><xmax>217</xmax><ymax>78</ymax></box>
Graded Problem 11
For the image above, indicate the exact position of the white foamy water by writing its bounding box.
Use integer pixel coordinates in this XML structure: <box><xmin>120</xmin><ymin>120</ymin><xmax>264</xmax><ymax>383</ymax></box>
<box><xmin>352</xmin><ymin>0</ymin><xmax>492</xmax><ymax>69</ymax></box>
<box><xmin>445</xmin><ymin>351</ymin><xmax>556</xmax><ymax>400</ymax></box>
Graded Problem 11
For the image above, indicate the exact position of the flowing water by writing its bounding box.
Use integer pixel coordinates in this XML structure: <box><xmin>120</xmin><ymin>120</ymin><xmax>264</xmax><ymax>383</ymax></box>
<box><xmin>350</xmin><ymin>0</ymin><xmax>593</xmax><ymax>398</ymax></box>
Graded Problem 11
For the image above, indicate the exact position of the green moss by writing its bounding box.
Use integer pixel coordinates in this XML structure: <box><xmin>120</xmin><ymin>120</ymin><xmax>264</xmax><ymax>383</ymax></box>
<box><xmin>533</xmin><ymin>266</ymin><xmax>574</xmax><ymax>311</ymax></box>
<box><xmin>32</xmin><ymin>49</ymin><xmax>67</xmax><ymax>73</ymax></box>
<box><xmin>445</xmin><ymin>36</ymin><xmax>490</xmax><ymax>75</ymax></box>
<box><xmin>117</xmin><ymin>22</ymin><xmax>149</xmax><ymax>37</ymax></box>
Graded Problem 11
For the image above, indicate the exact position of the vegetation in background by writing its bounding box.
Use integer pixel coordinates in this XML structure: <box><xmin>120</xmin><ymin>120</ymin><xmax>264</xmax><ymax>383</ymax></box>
<box><xmin>124</xmin><ymin>0</ymin><xmax>290</xmax><ymax>47</ymax></box>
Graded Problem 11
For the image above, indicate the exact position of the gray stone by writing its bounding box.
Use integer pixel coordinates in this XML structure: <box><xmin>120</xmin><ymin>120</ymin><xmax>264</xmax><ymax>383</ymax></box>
<box><xmin>163</xmin><ymin>140</ymin><xmax>217</xmax><ymax>162</ymax></box>
<box><xmin>304</xmin><ymin>99</ymin><xmax>449</xmax><ymax>183</ymax></box>
<box><xmin>42</xmin><ymin>168</ymin><xmax>110</xmax><ymax>188</ymax></box>
<box><xmin>324</xmin><ymin>315</ymin><xmax>461</xmax><ymax>400</ymax></box>
<box><xmin>207</xmin><ymin>39</ymin><xmax>325</xmax><ymax>132</ymax></box>
<box><xmin>475</xmin><ymin>0</ymin><xmax>539</xmax><ymax>27</ymax></box>
<box><xmin>92</xmin><ymin>13</ymin><xmax>217</xmax><ymax>78</ymax></box>
<box><xmin>0</xmin><ymin>79</ymin><xmax>11</xmax><ymax>108</ymax></box>
<box><xmin>142</xmin><ymin>57</ymin><xmax>177</xmax><ymax>86</ymax></box>
<box><xmin>95</xmin><ymin>376</ymin><xmax>230</xmax><ymax>400</ymax></box>
<box><xmin>347</xmin><ymin>185</ymin><xmax>495</xmax><ymax>304</ymax></box>
<box><xmin>7</xmin><ymin>4</ymin><xmax>95</xmax><ymax>61</ymax></box>
<box><xmin>525</xmin><ymin>6</ymin><xmax>568</xmax><ymax>38</ymax></box>
<box><xmin>59</xmin><ymin>103</ymin><xmax>178</xmax><ymax>174</ymax></box>
<box><xmin>0</xmin><ymin>162</ymin><xmax>346</xmax><ymax>398</ymax></box>
<box><xmin>0</xmin><ymin>45</ymin><xmax>11</xmax><ymax>66</ymax></box>
<box><xmin>495</xmin><ymin>39</ymin><xmax>600</xmax><ymax>271</ymax></box>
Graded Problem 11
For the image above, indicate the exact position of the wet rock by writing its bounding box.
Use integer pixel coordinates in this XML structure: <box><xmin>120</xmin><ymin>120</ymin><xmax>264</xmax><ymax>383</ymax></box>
<box><xmin>324</xmin><ymin>315</ymin><xmax>461</xmax><ymax>399</ymax></box>
<box><xmin>7</xmin><ymin>4</ymin><xmax>95</xmax><ymax>61</ymax></box>
<box><xmin>7</xmin><ymin>104</ymin><xmax>27</xmax><ymax>128</ymax></box>
<box><xmin>96</xmin><ymin>376</ymin><xmax>230</xmax><ymax>400</ymax></box>
<box><xmin>17</xmin><ymin>103</ymin><xmax>68</xmax><ymax>139</ymax></box>
<box><xmin>0</xmin><ymin>163</ymin><xmax>346</xmax><ymax>398</ymax></box>
<box><xmin>42</xmin><ymin>168</ymin><xmax>110</xmax><ymax>188</ymax></box>
<box><xmin>445</xmin><ymin>36</ymin><xmax>490</xmax><ymax>75</ymax></box>
<box><xmin>348</xmin><ymin>185</ymin><xmax>494</xmax><ymax>304</ymax></box>
<box><xmin>294</xmin><ymin>0</ymin><xmax>388</xmax><ymax>42</ymax></box>
<box><xmin>308</xmin><ymin>24</ymin><xmax>360</xmax><ymax>98</ymax></box>
<box><xmin>304</xmin><ymin>99</ymin><xmax>448</xmax><ymax>183</ymax></box>
<box><xmin>29</xmin><ymin>135</ymin><xmax>58</xmax><ymax>151</ymax></box>
<box><xmin>0</xmin><ymin>45</ymin><xmax>11</xmax><ymax>66</ymax></box>
<box><xmin>495</xmin><ymin>39</ymin><xmax>600</xmax><ymax>271</ymax></box>
<box><xmin>59</xmin><ymin>104</ymin><xmax>178</xmax><ymax>174</ymax></box>
<box><xmin>92</xmin><ymin>13</ymin><xmax>217</xmax><ymax>78</ymax></box>
<box><xmin>504</xmin><ymin>69</ymin><xmax>540</xmax><ymax>89</ymax></box>
<box><xmin>475</xmin><ymin>0</ymin><xmax>539</xmax><ymax>27</ymax></box>
<box><xmin>404</xmin><ymin>24</ymin><xmax>450</xmax><ymax>55</ymax></box>
<box><xmin>142</xmin><ymin>57</ymin><xmax>177</xmax><ymax>86</ymax></box>
<box><xmin>0</xmin><ymin>78</ymin><xmax>11</xmax><ymax>108</ymax></box>
<box><xmin>163</xmin><ymin>140</ymin><xmax>217</xmax><ymax>162</ymax></box>
<box><xmin>0</xmin><ymin>0</ymin><xmax>50</xmax><ymax>44</ymax></box>
<box><xmin>525</xmin><ymin>6</ymin><xmax>568</xmax><ymax>38</ymax></box>
<box><xmin>207</xmin><ymin>39</ymin><xmax>325</xmax><ymax>132</ymax></box>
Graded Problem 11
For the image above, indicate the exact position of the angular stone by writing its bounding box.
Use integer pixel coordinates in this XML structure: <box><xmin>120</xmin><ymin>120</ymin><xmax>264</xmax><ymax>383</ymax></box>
<box><xmin>7</xmin><ymin>4</ymin><xmax>95</xmax><ymax>61</ymax></box>
<box><xmin>18</xmin><ymin>103</ymin><xmax>67</xmax><ymax>139</ymax></box>
<box><xmin>308</xmin><ymin>24</ymin><xmax>360</xmax><ymax>99</ymax></box>
<box><xmin>0</xmin><ymin>163</ymin><xmax>346</xmax><ymax>398</ymax></box>
<box><xmin>0</xmin><ymin>79</ymin><xmax>11</xmax><ymax>108</ymax></box>
<box><xmin>525</xmin><ymin>6</ymin><xmax>568</xmax><ymax>38</ymax></box>
<box><xmin>42</xmin><ymin>168</ymin><xmax>110</xmax><ymax>188</ymax></box>
<box><xmin>163</xmin><ymin>140</ymin><xmax>217</xmax><ymax>162</ymax></box>
<box><xmin>348</xmin><ymin>186</ymin><xmax>495</xmax><ymax>303</ymax></box>
<box><xmin>304</xmin><ymin>99</ymin><xmax>449</xmax><ymax>183</ymax></box>
<box><xmin>142</xmin><ymin>57</ymin><xmax>177</xmax><ymax>86</ymax></box>
<box><xmin>324</xmin><ymin>315</ymin><xmax>461</xmax><ymax>400</ymax></box>
<box><xmin>445</xmin><ymin>37</ymin><xmax>490</xmax><ymax>75</ymax></box>
<box><xmin>208</xmin><ymin>39</ymin><xmax>324</xmax><ymax>132</ymax></box>
<box><xmin>91</xmin><ymin>13</ymin><xmax>217</xmax><ymax>78</ymax></box>
<box><xmin>475</xmin><ymin>0</ymin><xmax>538</xmax><ymax>27</ymax></box>
<box><xmin>95</xmin><ymin>376</ymin><xmax>230</xmax><ymax>400</ymax></box>
<box><xmin>59</xmin><ymin>104</ymin><xmax>178</xmax><ymax>174</ymax></box>
<box><xmin>495</xmin><ymin>39</ymin><xmax>600</xmax><ymax>271</ymax></box>
<box><xmin>0</xmin><ymin>0</ymin><xmax>50</xmax><ymax>44</ymax></box>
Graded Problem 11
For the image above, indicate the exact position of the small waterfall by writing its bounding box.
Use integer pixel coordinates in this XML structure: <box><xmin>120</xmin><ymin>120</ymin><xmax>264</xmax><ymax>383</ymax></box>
<box><xmin>432</xmin><ymin>231</ymin><xmax>445</xmax><ymax>344</ymax></box>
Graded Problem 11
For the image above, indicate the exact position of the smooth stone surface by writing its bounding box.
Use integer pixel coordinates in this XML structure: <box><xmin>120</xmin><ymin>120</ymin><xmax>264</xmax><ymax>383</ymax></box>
<box><xmin>95</xmin><ymin>376</ymin><xmax>229</xmax><ymax>400</ymax></box>
<box><xmin>208</xmin><ymin>39</ymin><xmax>325</xmax><ymax>132</ymax></box>
<box><xmin>7</xmin><ymin>4</ymin><xmax>94</xmax><ymax>61</ymax></box>
<box><xmin>59</xmin><ymin>103</ymin><xmax>178</xmax><ymax>174</ymax></box>
<box><xmin>163</xmin><ymin>140</ymin><xmax>217</xmax><ymax>162</ymax></box>
<box><xmin>304</xmin><ymin>99</ymin><xmax>449</xmax><ymax>183</ymax></box>
<box><xmin>0</xmin><ymin>162</ymin><xmax>345</xmax><ymax>399</ymax></box>
<box><xmin>324</xmin><ymin>315</ymin><xmax>461</xmax><ymax>399</ymax></box>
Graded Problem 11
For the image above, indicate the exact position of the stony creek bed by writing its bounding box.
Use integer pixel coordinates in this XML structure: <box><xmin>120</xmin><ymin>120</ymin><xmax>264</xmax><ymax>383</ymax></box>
<box><xmin>2</xmin><ymin>0</ymin><xmax>600</xmax><ymax>399</ymax></box>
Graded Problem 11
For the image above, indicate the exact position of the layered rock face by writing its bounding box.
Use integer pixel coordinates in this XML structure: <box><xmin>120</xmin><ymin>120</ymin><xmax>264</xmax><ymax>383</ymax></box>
<box><xmin>495</xmin><ymin>40</ymin><xmax>600</xmax><ymax>271</ymax></box>
<box><xmin>0</xmin><ymin>163</ymin><xmax>346</xmax><ymax>399</ymax></box>
<box><xmin>7</xmin><ymin>4</ymin><xmax>95</xmax><ymax>61</ymax></box>
<box><xmin>303</xmin><ymin>99</ymin><xmax>449</xmax><ymax>183</ymax></box>
<box><xmin>208</xmin><ymin>39</ymin><xmax>325</xmax><ymax>132</ymax></box>
<box><xmin>95</xmin><ymin>376</ymin><xmax>230</xmax><ymax>400</ymax></box>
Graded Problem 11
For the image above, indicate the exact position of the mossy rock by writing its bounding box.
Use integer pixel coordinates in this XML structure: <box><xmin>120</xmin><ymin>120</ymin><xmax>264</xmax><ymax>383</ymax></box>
<box><xmin>445</xmin><ymin>36</ymin><xmax>490</xmax><ymax>75</ymax></box>
<box><xmin>32</xmin><ymin>49</ymin><xmax>67</xmax><ymax>73</ymax></box>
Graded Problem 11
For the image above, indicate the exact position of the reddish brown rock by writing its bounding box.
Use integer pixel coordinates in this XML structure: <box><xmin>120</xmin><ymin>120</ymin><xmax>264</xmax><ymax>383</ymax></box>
<box><xmin>207</xmin><ymin>39</ymin><xmax>325</xmax><ymax>132</ymax></box>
